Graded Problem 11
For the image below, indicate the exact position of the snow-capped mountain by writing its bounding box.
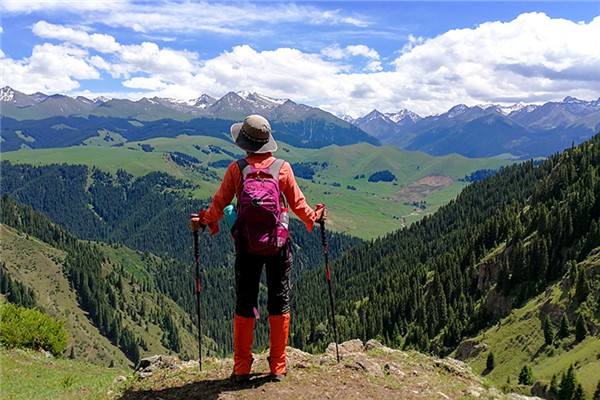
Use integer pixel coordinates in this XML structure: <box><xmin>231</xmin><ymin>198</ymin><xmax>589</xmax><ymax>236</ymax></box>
<box><xmin>1</xmin><ymin>86</ymin><xmax>47</xmax><ymax>107</ymax></box>
<box><xmin>236</xmin><ymin>91</ymin><xmax>287</xmax><ymax>111</ymax></box>
<box><xmin>351</xmin><ymin>97</ymin><xmax>600</xmax><ymax>158</ymax></box>
<box><xmin>385</xmin><ymin>109</ymin><xmax>421</xmax><ymax>125</ymax></box>
<box><xmin>2</xmin><ymin>86</ymin><xmax>599</xmax><ymax>159</ymax></box>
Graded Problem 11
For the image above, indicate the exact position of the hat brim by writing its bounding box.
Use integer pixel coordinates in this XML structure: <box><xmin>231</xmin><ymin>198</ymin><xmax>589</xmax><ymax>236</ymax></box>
<box><xmin>230</xmin><ymin>122</ymin><xmax>278</xmax><ymax>154</ymax></box>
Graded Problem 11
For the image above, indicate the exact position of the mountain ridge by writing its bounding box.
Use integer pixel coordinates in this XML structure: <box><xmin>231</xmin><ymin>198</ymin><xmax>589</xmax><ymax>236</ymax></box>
<box><xmin>352</xmin><ymin>96</ymin><xmax>600</xmax><ymax>159</ymax></box>
<box><xmin>3</xmin><ymin>86</ymin><xmax>599</xmax><ymax>158</ymax></box>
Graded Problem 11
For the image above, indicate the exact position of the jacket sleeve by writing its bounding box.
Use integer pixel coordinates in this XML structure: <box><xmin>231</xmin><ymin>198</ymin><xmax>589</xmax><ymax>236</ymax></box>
<box><xmin>201</xmin><ymin>161</ymin><xmax>239</xmax><ymax>235</ymax></box>
<box><xmin>280</xmin><ymin>161</ymin><xmax>318</xmax><ymax>232</ymax></box>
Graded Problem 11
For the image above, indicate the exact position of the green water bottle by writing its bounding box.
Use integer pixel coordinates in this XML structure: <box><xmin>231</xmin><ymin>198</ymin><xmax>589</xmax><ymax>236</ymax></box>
<box><xmin>223</xmin><ymin>204</ymin><xmax>237</xmax><ymax>229</ymax></box>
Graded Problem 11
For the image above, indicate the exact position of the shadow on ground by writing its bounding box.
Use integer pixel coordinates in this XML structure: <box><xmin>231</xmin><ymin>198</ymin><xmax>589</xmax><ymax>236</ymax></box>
<box><xmin>118</xmin><ymin>373</ymin><xmax>272</xmax><ymax>400</ymax></box>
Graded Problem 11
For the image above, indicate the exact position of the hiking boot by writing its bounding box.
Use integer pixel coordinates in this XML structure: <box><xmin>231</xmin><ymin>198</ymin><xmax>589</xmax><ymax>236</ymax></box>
<box><xmin>270</xmin><ymin>373</ymin><xmax>286</xmax><ymax>382</ymax></box>
<box><xmin>267</xmin><ymin>355</ymin><xmax>290</xmax><ymax>373</ymax></box>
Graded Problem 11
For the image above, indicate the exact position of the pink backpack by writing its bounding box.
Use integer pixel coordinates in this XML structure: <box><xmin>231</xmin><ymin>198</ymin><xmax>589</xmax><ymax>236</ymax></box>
<box><xmin>234</xmin><ymin>158</ymin><xmax>289</xmax><ymax>255</ymax></box>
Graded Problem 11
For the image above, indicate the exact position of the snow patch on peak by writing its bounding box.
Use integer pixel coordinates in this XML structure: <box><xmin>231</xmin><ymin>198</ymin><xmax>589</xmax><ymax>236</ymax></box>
<box><xmin>236</xmin><ymin>91</ymin><xmax>287</xmax><ymax>108</ymax></box>
<box><xmin>386</xmin><ymin>109</ymin><xmax>421</xmax><ymax>123</ymax></box>
<box><xmin>0</xmin><ymin>86</ymin><xmax>15</xmax><ymax>102</ymax></box>
<box><xmin>447</xmin><ymin>104</ymin><xmax>468</xmax><ymax>118</ymax></box>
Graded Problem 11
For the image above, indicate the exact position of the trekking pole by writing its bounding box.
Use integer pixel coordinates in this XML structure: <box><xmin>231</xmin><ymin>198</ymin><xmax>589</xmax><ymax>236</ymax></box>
<box><xmin>316</xmin><ymin>204</ymin><xmax>340</xmax><ymax>363</ymax></box>
<box><xmin>191</xmin><ymin>214</ymin><xmax>203</xmax><ymax>371</ymax></box>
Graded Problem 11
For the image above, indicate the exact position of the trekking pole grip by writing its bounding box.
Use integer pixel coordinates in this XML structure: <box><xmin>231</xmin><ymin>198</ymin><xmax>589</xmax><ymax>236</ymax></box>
<box><xmin>316</xmin><ymin>204</ymin><xmax>327</xmax><ymax>247</ymax></box>
<box><xmin>191</xmin><ymin>214</ymin><xmax>200</xmax><ymax>260</ymax></box>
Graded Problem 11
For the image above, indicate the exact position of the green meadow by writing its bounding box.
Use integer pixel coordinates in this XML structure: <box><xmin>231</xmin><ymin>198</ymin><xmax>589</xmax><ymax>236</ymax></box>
<box><xmin>2</xmin><ymin>135</ymin><xmax>509</xmax><ymax>239</ymax></box>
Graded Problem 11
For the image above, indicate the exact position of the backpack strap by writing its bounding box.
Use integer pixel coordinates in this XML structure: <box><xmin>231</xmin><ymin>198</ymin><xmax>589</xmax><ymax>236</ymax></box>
<box><xmin>268</xmin><ymin>159</ymin><xmax>285</xmax><ymax>183</ymax></box>
<box><xmin>236</xmin><ymin>158</ymin><xmax>285</xmax><ymax>182</ymax></box>
<box><xmin>236</xmin><ymin>159</ymin><xmax>250</xmax><ymax>180</ymax></box>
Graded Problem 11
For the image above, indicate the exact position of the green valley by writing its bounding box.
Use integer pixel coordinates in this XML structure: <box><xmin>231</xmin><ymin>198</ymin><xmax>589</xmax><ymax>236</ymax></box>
<box><xmin>2</xmin><ymin>135</ymin><xmax>508</xmax><ymax>239</ymax></box>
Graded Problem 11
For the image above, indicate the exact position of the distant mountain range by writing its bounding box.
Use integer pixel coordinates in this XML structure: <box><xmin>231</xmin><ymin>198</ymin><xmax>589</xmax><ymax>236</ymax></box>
<box><xmin>0</xmin><ymin>87</ymin><xmax>377</xmax><ymax>151</ymax></box>
<box><xmin>351</xmin><ymin>96</ymin><xmax>600</xmax><ymax>159</ymax></box>
<box><xmin>0</xmin><ymin>86</ymin><xmax>341</xmax><ymax>123</ymax></box>
<box><xmin>2</xmin><ymin>86</ymin><xmax>599</xmax><ymax>159</ymax></box>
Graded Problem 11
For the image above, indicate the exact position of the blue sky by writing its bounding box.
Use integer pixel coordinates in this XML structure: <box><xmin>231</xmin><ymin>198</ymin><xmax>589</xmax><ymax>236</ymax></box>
<box><xmin>1</xmin><ymin>1</ymin><xmax>599</xmax><ymax>117</ymax></box>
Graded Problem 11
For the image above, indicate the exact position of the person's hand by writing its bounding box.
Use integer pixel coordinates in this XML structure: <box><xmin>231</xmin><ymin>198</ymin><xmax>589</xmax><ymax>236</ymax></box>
<box><xmin>315</xmin><ymin>204</ymin><xmax>327</xmax><ymax>222</ymax></box>
<box><xmin>189</xmin><ymin>211</ymin><xmax>207</xmax><ymax>231</ymax></box>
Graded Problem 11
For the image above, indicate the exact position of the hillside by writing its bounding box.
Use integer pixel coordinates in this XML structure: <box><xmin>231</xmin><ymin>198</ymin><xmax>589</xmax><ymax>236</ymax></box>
<box><xmin>0</xmin><ymin>348</ymin><xmax>125</xmax><ymax>400</ymax></box>
<box><xmin>1</xmin><ymin>135</ymin><xmax>508</xmax><ymax>239</ymax></box>
<box><xmin>454</xmin><ymin>249</ymin><xmax>600</xmax><ymax>397</ymax></box>
<box><xmin>0</xmin><ymin>192</ymin><xmax>362</xmax><ymax>361</ymax></box>
<box><xmin>0</xmin><ymin>219</ymin><xmax>202</xmax><ymax>368</ymax></box>
<box><xmin>288</xmin><ymin>133</ymin><xmax>600</xmax><ymax>396</ymax></box>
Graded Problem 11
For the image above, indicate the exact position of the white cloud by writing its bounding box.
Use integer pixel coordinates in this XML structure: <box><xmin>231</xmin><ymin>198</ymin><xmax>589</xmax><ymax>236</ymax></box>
<box><xmin>2</xmin><ymin>11</ymin><xmax>599</xmax><ymax>118</ymax></box>
<box><xmin>119</xmin><ymin>42</ymin><xmax>197</xmax><ymax>78</ymax></box>
<box><xmin>346</xmin><ymin>45</ymin><xmax>379</xmax><ymax>59</ymax></box>
<box><xmin>82</xmin><ymin>2</ymin><xmax>368</xmax><ymax>35</ymax></box>
<box><xmin>89</xmin><ymin>55</ymin><xmax>132</xmax><ymax>79</ymax></box>
<box><xmin>385</xmin><ymin>12</ymin><xmax>600</xmax><ymax>114</ymax></box>
<box><xmin>1</xmin><ymin>43</ymin><xmax>99</xmax><ymax>92</ymax></box>
<box><xmin>196</xmin><ymin>45</ymin><xmax>343</xmax><ymax>98</ymax></box>
<box><xmin>1</xmin><ymin>0</ymin><xmax>119</xmax><ymax>14</ymax></box>
<box><xmin>122</xmin><ymin>76</ymin><xmax>167</xmax><ymax>91</ymax></box>
<box><xmin>322</xmin><ymin>44</ymin><xmax>380</xmax><ymax>60</ymax></box>
<box><xmin>33</xmin><ymin>21</ymin><xmax>121</xmax><ymax>53</ymax></box>
<box><xmin>366</xmin><ymin>61</ymin><xmax>383</xmax><ymax>73</ymax></box>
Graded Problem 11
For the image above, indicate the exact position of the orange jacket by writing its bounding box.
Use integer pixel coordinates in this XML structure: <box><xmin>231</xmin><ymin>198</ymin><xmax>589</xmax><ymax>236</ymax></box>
<box><xmin>201</xmin><ymin>152</ymin><xmax>318</xmax><ymax>235</ymax></box>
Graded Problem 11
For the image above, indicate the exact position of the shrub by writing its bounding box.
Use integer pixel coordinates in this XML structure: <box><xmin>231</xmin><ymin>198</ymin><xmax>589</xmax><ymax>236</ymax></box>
<box><xmin>518</xmin><ymin>364</ymin><xmax>533</xmax><ymax>385</ymax></box>
<box><xmin>486</xmin><ymin>351</ymin><xmax>495</xmax><ymax>370</ymax></box>
<box><xmin>0</xmin><ymin>302</ymin><xmax>68</xmax><ymax>357</ymax></box>
<box><xmin>368</xmin><ymin>170</ymin><xmax>396</xmax><ymax>182</ymax></box>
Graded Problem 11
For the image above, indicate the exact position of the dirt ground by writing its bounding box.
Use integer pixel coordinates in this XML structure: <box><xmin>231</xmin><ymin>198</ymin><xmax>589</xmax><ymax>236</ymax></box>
<box><xmin>392</xmin><ymin>175</ymin><xmax>455</xmax><ymax>202</ymax></box>
<box><xmin>113</xmin><ymin>340</ymin><xmax>531</xmax><ymax>400</ymax></box>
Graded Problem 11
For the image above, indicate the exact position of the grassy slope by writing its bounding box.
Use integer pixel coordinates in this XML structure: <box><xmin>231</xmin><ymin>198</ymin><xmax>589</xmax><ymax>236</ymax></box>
<box><xmin>0</xmin><ymin>224</ymin><xmax>199</xmax><ymax>369</ymax></box>
<box><xmin>0</xmin><ymin>224</ymin><xmax>130</xmax><ymax>367</ymax></box>
<box><xmin>2</xmin><ymin>136</ymin><xmax>508</xmax><ymax>239</ymax></box>
<box><xmin>453</xmin><ymin>248</ymin><xmax>600</xmax><ymax>397</ymax></box>
<box><xmin>0</xmin><ymin>349</ymin><xmax>125</xmax><ymax>400</ymax></box>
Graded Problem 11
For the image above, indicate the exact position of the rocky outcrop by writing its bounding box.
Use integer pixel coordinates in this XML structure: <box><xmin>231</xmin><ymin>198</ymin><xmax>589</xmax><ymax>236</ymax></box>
<box><xmin>119</xmin><ymin>340</ymin><xmax>540</xmax><ymax>399</ymax></box>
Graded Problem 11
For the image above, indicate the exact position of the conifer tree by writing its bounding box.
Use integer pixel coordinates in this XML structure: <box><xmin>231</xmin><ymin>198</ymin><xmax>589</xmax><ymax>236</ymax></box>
<box><xmin>558</xmin><ymin>365</ymin><xmax>577</xmax><ymax>400</ymax></box>
<box><xmin>573</xmin><ymin>383</ymin><xmax>586</xmax><ymax>400</ymax></box>
<box><xmin>558</xmin><ymin>313</ymin><xmax>570</xmax><ymax>339</ymax></box>
<box><xmin>550</xmin><ymin>374</ymin><xmax>559</xmax><ymax>398</ymax></box>
<box><xmin>593</xmin><ymin>379</ymin><xmax>600</xmax><ymax>400</ymax></box>
<box><xmin>575</xmin><ymin>266</ymin><xmax>590</xmax><ymax>303</ymax></box>
<box><xmin>575</xmin><ymin>314</ymin><xmax>588</xmax><ymax>342</ymax></box>
<box><xmin>542</xmin><ymin>314</ymin><xmax>554</xmax><ymax>345</ymax></box>
<box><xmin>518</xmin><ymin>365</ymin><xmax>533</xmax><ymax>385</ymax></box>
<box><xmin>486</xmin><ymin>352</ymin><xmax>495</xmax><ymax>370</ymax></box>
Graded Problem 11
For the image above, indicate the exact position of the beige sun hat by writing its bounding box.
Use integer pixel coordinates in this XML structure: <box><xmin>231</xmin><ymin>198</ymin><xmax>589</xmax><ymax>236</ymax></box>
<box><xmin>230</xmin><ymin>114</ymin><xmax>278</xmax><ymax>154</ymax></box>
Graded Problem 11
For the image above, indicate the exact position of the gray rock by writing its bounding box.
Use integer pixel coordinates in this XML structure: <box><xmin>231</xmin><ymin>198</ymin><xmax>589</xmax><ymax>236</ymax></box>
<box><xmin>345</xmin><ymin>354</ymin><xmax>383</xmax><ymax>378</ymax></box>
<box><xmin>383</xmin><ymin>362</ymin><xmax>406</xmax><ymax>380</ymax></box>
<box><xmin>327</xmin><ymin>339</ymin><xmax>364</xmax><ymax>355</ymax></box>
<box><xmin>365</xmin><ymin>339</ymin><xmax>384</xmax><ymax>351</ymax></box>
<box><xmin>137</xmin><ymin>355</ymin><xmax>181</xmax><ymax>373</ymax></box>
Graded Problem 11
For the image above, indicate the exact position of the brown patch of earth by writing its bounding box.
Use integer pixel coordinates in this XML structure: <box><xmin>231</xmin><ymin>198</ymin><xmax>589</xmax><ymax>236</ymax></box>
<box><xmin>392</xmin><ymin>175</ymin><xmax>455</xmax><ymax>202</ymax></box>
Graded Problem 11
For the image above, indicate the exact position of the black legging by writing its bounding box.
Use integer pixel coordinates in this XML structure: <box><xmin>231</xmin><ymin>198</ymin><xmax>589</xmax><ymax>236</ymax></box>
<box><xmin>234</xmin><ymin>243</ymin><xmax>292</xmax><ymax>318</ymax></box>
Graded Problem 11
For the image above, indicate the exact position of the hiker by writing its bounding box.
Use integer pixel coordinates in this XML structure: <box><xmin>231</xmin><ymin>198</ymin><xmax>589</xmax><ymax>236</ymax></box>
<box><xmin>189</xmin><ymin>114</ymin><xmax>326</xmax><ymax>382</ymax></box>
